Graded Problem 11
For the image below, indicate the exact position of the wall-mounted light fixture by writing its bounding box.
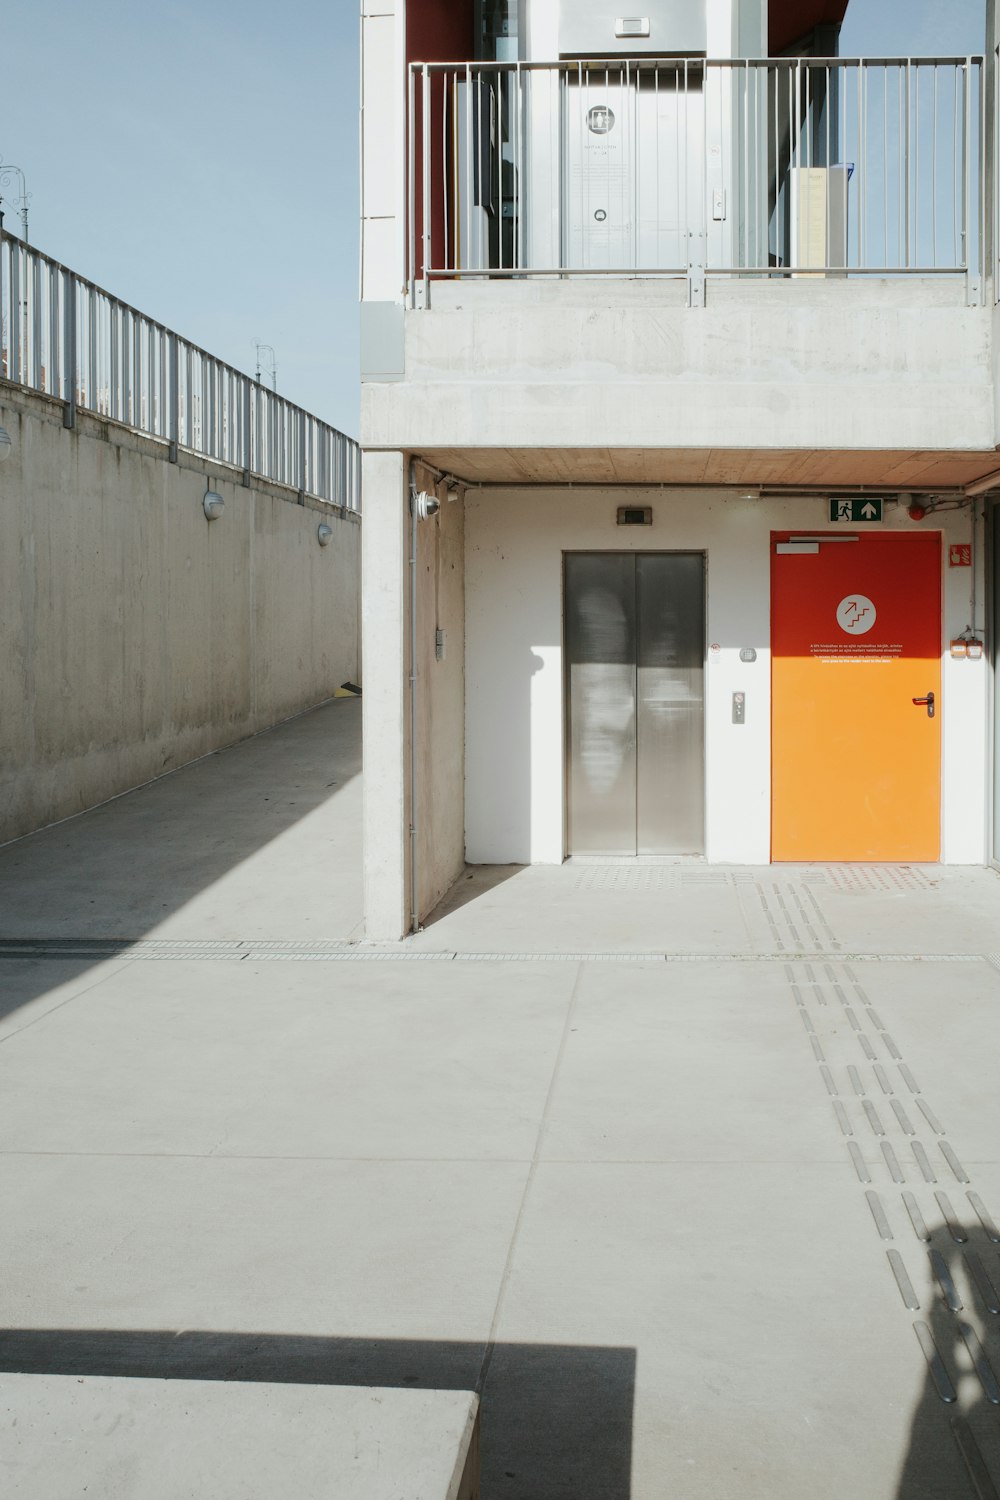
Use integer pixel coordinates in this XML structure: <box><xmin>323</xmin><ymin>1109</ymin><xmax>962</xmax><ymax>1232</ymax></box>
<box><xmin>444</xmin><ymin>476</ymin><xmax>462</xmax><ymax>504</ymax></box>
<box><xmin>317</xmin><ymin>523</ymin><xmax>333</xmax><ymax>547</ymax></box>
<box><xmin>203</xmin><ymin>490</ymin><xmax>225</xmax><ymax>521</ymax></box>
<box><xmin>0</xmin><ymin>426</ymin><xmax>12</xmax><ymax>462</ymax></box>
<box><xmin>413</xmin><ymin>489</ymin><xmax>440</xmax><ymax>521</ymax></box>
<box><xmin>735</xmin><ymin>487</ymin><xmax>761</xmax><ymax>502</ymax></box>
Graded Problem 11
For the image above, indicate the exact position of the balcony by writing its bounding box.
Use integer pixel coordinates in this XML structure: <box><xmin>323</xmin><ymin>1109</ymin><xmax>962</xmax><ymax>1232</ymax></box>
<box><xmin>407</xmin><ymin>55</ymin><xmax>985</xmax><ymax>308</ymax></box>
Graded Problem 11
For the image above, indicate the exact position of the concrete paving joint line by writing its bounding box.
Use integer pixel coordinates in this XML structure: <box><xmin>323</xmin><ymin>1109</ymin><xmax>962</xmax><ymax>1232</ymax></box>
<box><xmin>0</xmin><ymin>939</ymin><xmax>995</xmax><ymax>965</ymax></box>
<box><xmin>474</xmin><ymin>961</ymin><xmax>587</xmax><ymax>1402</ymax></box>
<box><xmin>786</xmin><ymin>958</ymin><xmax>1000</xmax><ymax>1499</ymax></box>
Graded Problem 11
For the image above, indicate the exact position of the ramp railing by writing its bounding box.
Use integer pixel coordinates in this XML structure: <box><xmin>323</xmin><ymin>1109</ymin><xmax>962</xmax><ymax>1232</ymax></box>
<box><xmin>0</xmin><ymin>227</ymin><xmax>360</xmax><ymax>511</ymax></box>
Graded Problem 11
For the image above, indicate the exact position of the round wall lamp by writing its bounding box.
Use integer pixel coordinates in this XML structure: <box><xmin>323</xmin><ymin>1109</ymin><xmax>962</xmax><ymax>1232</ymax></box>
<box><xmin>203</xmin><ymin>490</ymin><xmax>225</xmax><ymax>521</ymax></box>
<box><xmin>317</xmin><ymin>523</ymin><xmax>334</xmax><ymax>547</ymax></box>
<box><xmin>0</xmin><ymin>426</ymin><xmax>12</xmax><ymax>462</ymax></box>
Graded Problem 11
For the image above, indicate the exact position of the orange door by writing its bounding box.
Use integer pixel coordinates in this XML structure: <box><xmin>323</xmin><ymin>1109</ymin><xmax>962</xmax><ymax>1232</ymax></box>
<box><xmin>771</xmin><ymin>532</ymin><xmax>941</xmax><ymax>861</ymax></box>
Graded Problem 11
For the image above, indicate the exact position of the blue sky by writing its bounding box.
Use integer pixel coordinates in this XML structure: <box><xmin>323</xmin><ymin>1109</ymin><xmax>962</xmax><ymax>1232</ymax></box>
<box><xmin>2</xmin><ymin>1</ymin><xmax>359</xmax><ymax>436</ymax></box>
<box><xmin>1</xmin><ymin>1</ymin><xmax>987</xmax><ymax>440</ymax></box>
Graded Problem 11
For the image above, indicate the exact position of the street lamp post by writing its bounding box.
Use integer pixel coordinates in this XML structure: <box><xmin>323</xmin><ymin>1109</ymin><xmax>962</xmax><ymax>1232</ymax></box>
<box><xmin>0</xmin><ymin>162</ymin><xmax>31</xmax><ymax>381</ymax></box>
<box><xmin>253</xmin><ymin>340</ymin><xmax>277</xmax><ymax>392</ymax></box>
<box><xmin>0</xmin><ymin>161</ymin><xmax>30</xmax><ymax>242</ymax></box>
<box><xmin>252</xmin><ymin>342</ymin><xmax>279</xmax><ymax>476</ymax></box>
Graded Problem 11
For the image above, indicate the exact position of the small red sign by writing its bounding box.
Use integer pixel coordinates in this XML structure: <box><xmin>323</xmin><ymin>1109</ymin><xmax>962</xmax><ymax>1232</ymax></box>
<box><xmin>949</xmin><ymin>545</ymin><xmax>972</xmax><ymax>568</ymax></box>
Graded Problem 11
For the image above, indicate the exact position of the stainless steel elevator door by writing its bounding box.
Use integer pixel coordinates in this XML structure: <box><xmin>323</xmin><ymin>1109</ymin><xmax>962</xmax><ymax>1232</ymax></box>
<box><xmin>565</xmin><ymin>553</ymin><xmax>638</xmax><ymax>854</ymax></box>
<box><xmin>635</xmin><ymin>553</ymin><xmax>705</xmax><ymax>854</ymax></box>
<box><xmin>565</xmin><ymin>552</ymin><xmax>705</xmax><ymax>856</ymax></box>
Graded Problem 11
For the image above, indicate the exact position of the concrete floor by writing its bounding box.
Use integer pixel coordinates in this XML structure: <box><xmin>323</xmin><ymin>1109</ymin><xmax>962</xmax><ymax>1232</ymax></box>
<box><xmin>3</xmin><ymin>698</ymin><xmax>1000</xmax><ymax>1498</ymax></box>
<box><xmin>0</xmin><ymin>698</ymin><xmax>363</xmax><ymax>942</ymax></box>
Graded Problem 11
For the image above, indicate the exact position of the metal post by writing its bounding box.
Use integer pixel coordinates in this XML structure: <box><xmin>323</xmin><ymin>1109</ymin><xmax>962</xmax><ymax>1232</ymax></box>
<box><xmin>408</xmin><ymin>65</ymin><xmax>417</xmax><ymax>305</ymax></box>
<box><xmin>63</xmin><ymin>273</ymin><xmax>77</xmax><ymax>429</ymax></box>
<box><xmin>8</xmin><ymin>237</ymin><xmax>20</xmax><ymax>384</ymax></box>
<box><xmin>242</xmin><ymin>378</ymin><xmax>252</xmax><ymax>487</ymax></box>
<box><xmin>168</xmin><ymin>332</ymin><xmax>179</xmax><ymax>461</ymax></box>
<box><xmin>298</xmin><ymin>408</ymin><xmax>307</xmax><ymax>503</ymax></box>
<box><xmin>30</xmin><ymin>250</ymin><xmax>41</xmax><ymax>388</ymax></box>
<box><xmin>422</xmin><ymin>64</ymin><xmax>432</xmax><ymax>307</ymax></box>
<box><xmin>978</xmin><ymin>55</ymin><xmax>987</xmax><ymax>305</ymax></box>
<box><xmin>963</xmin><ymin>61</ymin><xmax>975</xmax><ymax>303</ymax></box>
<box><xmin>904</xmin><ymin>62</ymin><xmax>912</xmax><ymax>268</ymax></box>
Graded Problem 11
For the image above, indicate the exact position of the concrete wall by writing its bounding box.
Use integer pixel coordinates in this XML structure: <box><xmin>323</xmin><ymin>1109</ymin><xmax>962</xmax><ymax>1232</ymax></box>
<box><xmin>362</xmin><ymin>278</ymin><xmax>995</xmax><ymax>455</ymax></box>
<box><xmin>465</xmin><ymin>486</ymin><xmax>987</xmax><ymax>866</ymax></box>
<box><xmin>0</xmin><ymin>387</ymin><xmax>360</xmax><ymax>845</ymax></box>
<box><xmin>361</xmin><ymin>452</ymin><xmax>465</xmax><ymax>942</ymax></box>
<box><xmin>414</xmin><ymin>468</ymin><xmax>466</xmax><ymax>918</ymax></box>
<box><xmin>361</xmin><ymin>449</ymin><xmax>409</xmax><ymax>941</ymax></box>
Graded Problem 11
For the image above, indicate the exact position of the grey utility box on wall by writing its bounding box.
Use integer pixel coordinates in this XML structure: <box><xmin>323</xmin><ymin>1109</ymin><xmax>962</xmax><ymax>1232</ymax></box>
<box><xmin>559</xmin><ymin>0</ymin><xmax>707</xmax><ymax>57</ymax></box>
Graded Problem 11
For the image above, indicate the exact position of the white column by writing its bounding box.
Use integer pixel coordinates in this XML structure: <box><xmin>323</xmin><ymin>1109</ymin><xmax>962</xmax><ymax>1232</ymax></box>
<box><xmin>361</xmin><ymin>2</ymin><xmax>408</xmax><ymax>302</ymax></box>
<box><xmin>361</xmin><ymin>448</ymin><xmax>410</xmax><ymax>940</ymax></box>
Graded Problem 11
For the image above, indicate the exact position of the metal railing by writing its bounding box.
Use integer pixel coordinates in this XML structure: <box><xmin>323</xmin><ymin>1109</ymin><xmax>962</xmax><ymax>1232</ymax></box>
<box><xmin>995</xmin><ymin>44</ymin><xmax>1000</xmax><ymax>303</ymax></box>
<box><xmin>0</xmin><ymin>227</ymin><xmax>360</xmax><ymax>511</ymax></box>
<box><xmin>408</xmin><ymin>55</ymin><xmax>984</xmax><ymax>306</ymax></box>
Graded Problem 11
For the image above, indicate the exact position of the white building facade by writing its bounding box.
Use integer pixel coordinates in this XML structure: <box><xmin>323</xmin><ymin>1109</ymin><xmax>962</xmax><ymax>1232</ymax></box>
<box><xmin>360</xmin><ymin>0</ymin><xmax>1000</xmax><ymax>940</ymax></box>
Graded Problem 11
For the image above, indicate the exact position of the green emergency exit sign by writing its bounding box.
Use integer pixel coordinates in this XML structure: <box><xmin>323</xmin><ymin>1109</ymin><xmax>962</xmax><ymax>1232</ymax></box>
<box><xmin>829</xmin><ymin>497</ymin><xmax>883</xmax><ymax>523</ymax></box>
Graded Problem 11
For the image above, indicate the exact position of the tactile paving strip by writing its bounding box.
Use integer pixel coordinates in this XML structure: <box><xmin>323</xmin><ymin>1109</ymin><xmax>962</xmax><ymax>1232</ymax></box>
<box><xmin>743</xmin><ymin>877</ymin><xmax>841</xmax><ymax>953</ymax></box>
<box><xmin>824</xmin><ymin>865</ymin><xmax>939</xmax><ymax>895</ymax></box>
<box><xmin>787</xmin><ymin>958</ymin><xmax>1000</xmax><ymax>1496</ymax></box>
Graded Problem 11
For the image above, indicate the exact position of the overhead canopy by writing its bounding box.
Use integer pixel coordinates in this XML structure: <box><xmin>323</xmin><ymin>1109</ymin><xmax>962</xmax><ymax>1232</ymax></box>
<box><xmin>769</xmin><ymin>0</ymin><xmax>850</xmax><ymax>55</ymax></box>
<box><xmin>411</xmin><ymin>446</ymin><xmax>1000</xmax><ymax>494</ymax></box>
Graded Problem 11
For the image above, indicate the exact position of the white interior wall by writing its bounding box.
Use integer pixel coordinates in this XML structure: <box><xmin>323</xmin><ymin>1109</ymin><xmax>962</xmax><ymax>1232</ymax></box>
<box><xmin>525</xmin><ymin>0</ymin><xmax>737</xmax><ymax>59</ymax></box>
<box><xmin>465</xmin><ymin>486</ymin><xmax>988</xmax><ymax>867</ymax></box>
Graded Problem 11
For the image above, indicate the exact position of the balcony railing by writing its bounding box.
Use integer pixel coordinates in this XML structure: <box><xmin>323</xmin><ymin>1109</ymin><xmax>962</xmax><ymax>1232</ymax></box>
<box><xmin>0</xmin><ymin>227</ymin><xmax>360</xmax><ymax>512</ymax></box>
<box><xmin>408</xmin><ymin>56</ymin><xmax>984</xmax><ymax>307</ymax></box>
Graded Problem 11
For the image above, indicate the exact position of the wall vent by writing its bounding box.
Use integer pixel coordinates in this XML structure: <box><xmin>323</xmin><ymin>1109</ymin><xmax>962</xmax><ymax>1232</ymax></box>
<box><xmin>617</xmin><ymin>506</ymin><xmax>652</xmax><ymax>526</ymax></box>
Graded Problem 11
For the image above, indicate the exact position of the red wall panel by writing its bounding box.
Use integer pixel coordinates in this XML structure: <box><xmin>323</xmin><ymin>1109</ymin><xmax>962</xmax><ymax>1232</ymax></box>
<box><xmin>407</xmin><ymin>2</ymin><xmax>475</xmax><ymax>284</ymax></box>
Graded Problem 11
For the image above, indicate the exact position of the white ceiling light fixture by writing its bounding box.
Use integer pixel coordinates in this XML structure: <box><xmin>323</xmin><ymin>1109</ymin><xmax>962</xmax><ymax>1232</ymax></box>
<box><xmin>203</xmin><ymin>490</ymin><xmax>225</xmax><ymax>521</ymax></box>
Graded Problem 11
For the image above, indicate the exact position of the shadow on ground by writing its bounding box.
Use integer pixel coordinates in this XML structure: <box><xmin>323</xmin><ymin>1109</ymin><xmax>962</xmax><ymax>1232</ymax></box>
<box><xmin>894</xmin><ymin>1221</ymin><xmax>1000</xmax><ymax>1499</ymax></box>
<box><xmin>0</xmin><ymin>699</ymin><xmax>362</xmax><ymax>1023</ymax></box>
<box><xmin>421</xmin><ymin>864</ymin><xmax>526</xmax><ymax>927</ymax></box>
<box><xmin>0</xmin><ymin>1329</ymin><xmax>636</xmax><ymax>1500</ymax></box>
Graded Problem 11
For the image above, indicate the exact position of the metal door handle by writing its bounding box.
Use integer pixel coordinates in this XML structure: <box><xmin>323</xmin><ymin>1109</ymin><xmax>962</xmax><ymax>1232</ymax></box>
<box><xmin>911</xmin><ymin>691</ymin><xmax>935</xmax><ymax>718</ymax></box>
